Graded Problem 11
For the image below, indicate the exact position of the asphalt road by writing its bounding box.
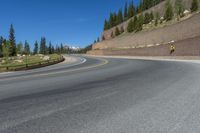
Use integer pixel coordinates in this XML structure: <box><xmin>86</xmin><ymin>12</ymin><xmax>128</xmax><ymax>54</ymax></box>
<box><xmin>0</xmin><ymin>55</ymin><xmax>200</xmax><ymax>133</ymax></box>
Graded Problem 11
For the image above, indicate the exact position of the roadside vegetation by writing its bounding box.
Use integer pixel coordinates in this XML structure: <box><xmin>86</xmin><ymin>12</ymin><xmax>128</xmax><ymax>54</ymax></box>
<box><xmin>0</xmin><ymin>54</ymin><xmax>63</xmax><ymax>72</ymax></box>
<box><xmin>94</xmin><ymin>0</ymin><xmax>199</xmax><ymax>43</ymax></box>
<box><xmin>0</xmin><ymin>25</ymin><xmax>72</xmax><ymax>71</ymax></box>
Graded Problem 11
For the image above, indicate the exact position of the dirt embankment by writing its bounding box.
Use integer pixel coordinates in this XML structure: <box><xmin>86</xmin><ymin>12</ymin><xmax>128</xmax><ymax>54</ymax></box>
<box><xmin>88</xmin><ymin>35</ymin><xmax>200</xmax><ymax>56</ymax></box>
<box><xmin>88</xmin><ymin>0</ymin><xmax>200</xmax><ymax>57</ymax></box>
<box><xmin>92</xmin><ymin>12</ymin><xmax>200</xmax><ymax>51</ymax></box>
<box><xmin>103</xmin><ymin>0</ymin><xmax>200</xmax><ymax>40</ymax></box>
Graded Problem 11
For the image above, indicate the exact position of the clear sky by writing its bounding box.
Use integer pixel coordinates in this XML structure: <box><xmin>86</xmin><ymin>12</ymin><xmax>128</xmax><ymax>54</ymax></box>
<box><xmin>0</xmin><ymin>0</ymin><xmax>139</xmax><ymax>49</ymax></box>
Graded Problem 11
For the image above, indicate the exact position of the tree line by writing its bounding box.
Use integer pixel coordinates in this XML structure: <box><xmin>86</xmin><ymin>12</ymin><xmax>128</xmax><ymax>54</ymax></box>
<box><xmin>103</xmin><ymin>0</ymin><xmax>165</xmax><ymax>31</ymax></box>
<box><xmin>0</xmin><ymin>25</ymin><xmax>68</xmax><ymax>58</ymax></box>
<box><xmin>103</xmin><ymin>0</ymin><xmax>199</xmax><ymax>38</ymax></box>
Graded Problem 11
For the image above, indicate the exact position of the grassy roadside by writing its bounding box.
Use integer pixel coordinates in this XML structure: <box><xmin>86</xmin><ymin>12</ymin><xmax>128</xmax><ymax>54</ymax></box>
<box><xmin>0</xmin><ymin>54</ymin><xmax>64</xmax><ymax>72</ymax></box>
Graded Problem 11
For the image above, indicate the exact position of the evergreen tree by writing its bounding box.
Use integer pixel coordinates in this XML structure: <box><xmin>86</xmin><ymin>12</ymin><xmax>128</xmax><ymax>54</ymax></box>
<box><xmin>24</xmin><ymin>41</ymin><xmax>30</xmax><ymax>55</ymax></box>
<box><xmin>113</xmin><ymin>13</ymin><xmax>118</xmax><ymax>26</ymax></box>
<box><xmin>16</xmin><ymin>42</ymin><xmax>23</xmax><ymax>55</ymax></box>
<box><xmin>124</xmin><ymin>2</ymin><xmax>128</xmax><ymax>20</ymax></box>
<box><xmin>109</xmin><ymin>12</ymin><xmax>118</xmax><ymax>27</ymax></box>
<box><xmin>40</xmin><ymin>37</ymin><xmax>46</xmax><ymax>54</ymax></box>
<box><xmin>117</xmin><ymin>9</ymin><xmax>123</xmax><ymax>24</ymax></box>
<box><xmin>115</xmin><ymin>27</ymin><xmax>120</xmax><ymax>36</ymax></box>
<box><xmin>191</xmin><ymin>0</ymin><xmax>199</xmax><ymax>12</ymax></box>
<box><xmin>127</xmin><ymin>19</ymin><xmax>134</xmax><ymax>33</ymax></box>
<box><xmin>150</xmin><ymin>11</ymin><xmax>154</xmax><ymax>21</ymax></box>
<box><xmin>33</xmin><ymin>41</ymin><xmax>38</xmax><ymax>55</ymax></box>
<box><xmin>128</xmin><ymin>0</ymin><xmax>135</xmax><ymax>18</ymax></box>
<box><xmin>155</xmin><ymin>12</ymin><xmax>160</xmax><ymax>26</ymax></box>
<box><xmin>175</xmin><ymin>0</ymin><xmax>185</xmax><ymax>17</ymax></box>
<box><xmin>144</xmin><ymin>12</ymin><xmax>151</xmax><ymax>24</ymax></box>
<box><xmin>164</xmin><ymin>1</ymin><xmax>174</xmax><ymax>21</ymax></box>
<box><xmin>138</xmin><ymin>1</ymin><xmax>144</xmax><ymax>13</ymax></box>
<box><xmin>51</xmin><ymin>46</ymin><xmax>55</xmax><ymax>54</ymax></box>
<box><xmin>9</xmin><ymin>24</ymin><xmax>16</xmax><ymax>56</ymax></box>
<box><xmin>133</xmin><ymin>16</ymin><xmax>138</xmax><ymax>30</ymax></box>
<box><xmin>48</xmin><ymin>42</ymin><xmax>52</xmax><ymax>54</ymax></box>
<box><xmin>136</xmin><ymin>14</ymin><xmax>144</xmax><ymax>32</ymax></box>
<box><xmin>0</xmin><ymin>36</ymin><xmax>3</xmax><ymax>57</ymax></box>
<box><xmin>104</xmin><ymin>20</ymin><xmax>110</xmax><ymax>30</ymax></box>
<box><xmin>2</xmin><ymin>41</ymin><xmax>10</xmax><ymax>60</ymax></box>
<box><xmin>60</xmin><ymin>43</ymin><xmax>64</xmax><ymax>53</ymax></box>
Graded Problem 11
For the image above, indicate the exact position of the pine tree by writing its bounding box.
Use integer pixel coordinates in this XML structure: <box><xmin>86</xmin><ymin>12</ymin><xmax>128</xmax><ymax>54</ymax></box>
<box><xmin>51</xmin><ymin>46</ymin><xmax>55</xmax><ymax>54</ymax></box>
<box><xmin>117</xmin><ymin>9</ymin><xmax>123</xmax><ymax>24</ymax></box>
<box><xmin>40</xmin><ymin>37</ymin><xmax>46</xmax><ymax>54</ymax></box>
<box><xmin>127</xmin><ymin>19</ymin><xmax>134</xmax><ymax>33</ymax></box>
<box><xmin>9</xmin><ymin>24</ymin><xmax>16</xmax><ymax>56</ymax></box>
<box><xmin>124</xmin><ymin>2</ymin><xmax>128</xmax><ymax>20</ymax></box>
<box><xmin>24</xmin><ymin>41</ymin><xmax>30</xmax><ymax>55</ymax></box>
<box><xmin>175</xmin><ymin>0</ymin><xmax>185</xmax><ymax>17</ymax></box>
<box><xmin>115</xmin><ymin>27</ymin><xmax>120</xmax><ymax>36</ymax></box>
<box><xmin>144</xmin><ymin>12</ymin><xmax>151</xmax><ymax>24</ymax></box>
<box><xmin>33</xmin><ymin>41</ymin><xmax>38</xmax><ymax>55</ymax></box>
<box><xmin>164</xmin><ymin>1</ymin><xmax>174</xmax><ymax>21</ymax></box>
<box><xmin>191</xmin><ymin>0</ymin><xmax>199</xmax><ymax>12</ymax></box>
<box><xmin>128</xmin><ymin>0</ymin><xmax>135</xmax><ymax>18</ymax></box>
<box><xmin>49</xmin><ymin>42</ymin><xmax>52</xmax><ymax>54</ymax></box>
<box><xmin>60</xmin><ymin>43</ymin><xmax>64</xmax><ymax>53</ymax></box>
<box><xmin>155</xmin><ymin>12</ymin><xmax>160</xmax><ymax>26</ymax></box>
<box><xmin>133</xmin><ymin>16</ymin><xmax>138</xmax><ymax>30</ymax></box>
<box><xmin>0</xmin><ymin>36</ymin><xmax>3</xmax><ymax>57</ymax></box>
<box><xmin>104</xmin><ymin>20</ymin><xmax>110</xmax><ymax>30</ymax></box>
<box><xmin>2</xmin><ymin>41</ymin><xmax>10</xmax><ymax>60</ymax></box>
<box><xmin>150</xmin><ymin>11</ymin><xmax>154</xmax><ymax>21</ymax></box>
<box><xmin>17</xmin><ymin>42</ymin><xmax>23</xmax><ymax>55</ymax></box>
<box><xmin>136</xmin><ymin>14</ymin><xmax>144</xmax><ymax>32</ymax></box>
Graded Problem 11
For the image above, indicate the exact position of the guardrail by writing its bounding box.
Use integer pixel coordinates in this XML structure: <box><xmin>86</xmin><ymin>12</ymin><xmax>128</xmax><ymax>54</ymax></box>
<box><xmin>0</xmin><ymin>56</ymin><xmax>65</xmax><ymax>72</ymax></box>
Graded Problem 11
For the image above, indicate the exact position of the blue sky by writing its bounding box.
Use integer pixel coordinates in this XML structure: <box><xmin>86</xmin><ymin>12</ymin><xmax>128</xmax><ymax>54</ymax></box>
<box><xmin>0</xmin><ymin>0</ymin><xmax>139</xmax><ymax>49</ymax></box>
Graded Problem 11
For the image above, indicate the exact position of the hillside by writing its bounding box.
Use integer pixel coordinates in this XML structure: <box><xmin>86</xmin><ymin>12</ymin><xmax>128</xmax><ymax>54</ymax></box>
<box><xmin>88</xmin><ymin>0</ymin><xmax>200</xmax><ymax>56</ymax></box>
<box><xmin>102</xmin><ymin>0</ymin><xmax>199</xmax><ymax>40</ymax></box>
<box><xmin>93</xmin><ymin>12</ymin><xmax>200</xmax><ymax>50</ymax></box>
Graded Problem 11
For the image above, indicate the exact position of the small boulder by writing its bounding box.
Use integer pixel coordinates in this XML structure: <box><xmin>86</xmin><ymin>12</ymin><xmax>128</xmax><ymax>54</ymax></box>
<box><xmin>183</xmin><ymin>10</ymin><xmax>190</xmax><ymax>16</ymax></box>
<box><xmin>43</xmin><ymin>56</ymin><xmax>50</xmax><ymax>61</ymax></box>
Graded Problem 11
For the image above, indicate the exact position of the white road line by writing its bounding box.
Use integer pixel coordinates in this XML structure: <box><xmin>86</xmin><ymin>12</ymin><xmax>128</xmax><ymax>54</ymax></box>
<box><xmin>0</xmin><ymin>58</ymin><xmax>108</xmax><ymax>81</ymax></box>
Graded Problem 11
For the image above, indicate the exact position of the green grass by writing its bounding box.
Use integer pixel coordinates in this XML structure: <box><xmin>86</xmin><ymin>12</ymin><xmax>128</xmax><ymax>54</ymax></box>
<box><xmin>0</xmin><ymin>54</ymin><xmax>62</xmax><ymax>72</ymax></box>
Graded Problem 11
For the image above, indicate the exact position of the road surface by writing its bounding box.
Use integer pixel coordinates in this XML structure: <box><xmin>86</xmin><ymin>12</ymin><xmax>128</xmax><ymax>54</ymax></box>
<box><xmin>0</xmin><ymin>55</ymin><xmax>200</xmax><ymax>133</ymax></box>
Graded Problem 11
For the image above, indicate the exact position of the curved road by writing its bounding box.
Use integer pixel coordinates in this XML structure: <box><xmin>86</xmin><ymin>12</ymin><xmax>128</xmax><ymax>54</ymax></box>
<box><xmin>0</xmin><ymin>55</ymin><xmax>200</xmax><ymax>133</ymax></box>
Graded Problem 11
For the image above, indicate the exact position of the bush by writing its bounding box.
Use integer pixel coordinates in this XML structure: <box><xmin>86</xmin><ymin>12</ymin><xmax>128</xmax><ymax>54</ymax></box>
<box><xmin>115</xmin><ymin>27</ymin><xmax>120</xmax><ymax>36</ymax></box>
<box><xmin>191</xmin><ymin>0</ymin><xmax>199</xmax><ymax>12</ymax></box>
<box><xmin>164</xmin><ymin>1</ymin><xmax>174</xmax><ymax>21</ymax></box>
<box><xmin>136</xmin><ymin>14</ymin><xmax>144</xmax><ymax>32</ymax></box>
<box><xmin>127</xmin><ymin>19</ymin><xmax>134</xmax><ymax>33</ymax></box>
